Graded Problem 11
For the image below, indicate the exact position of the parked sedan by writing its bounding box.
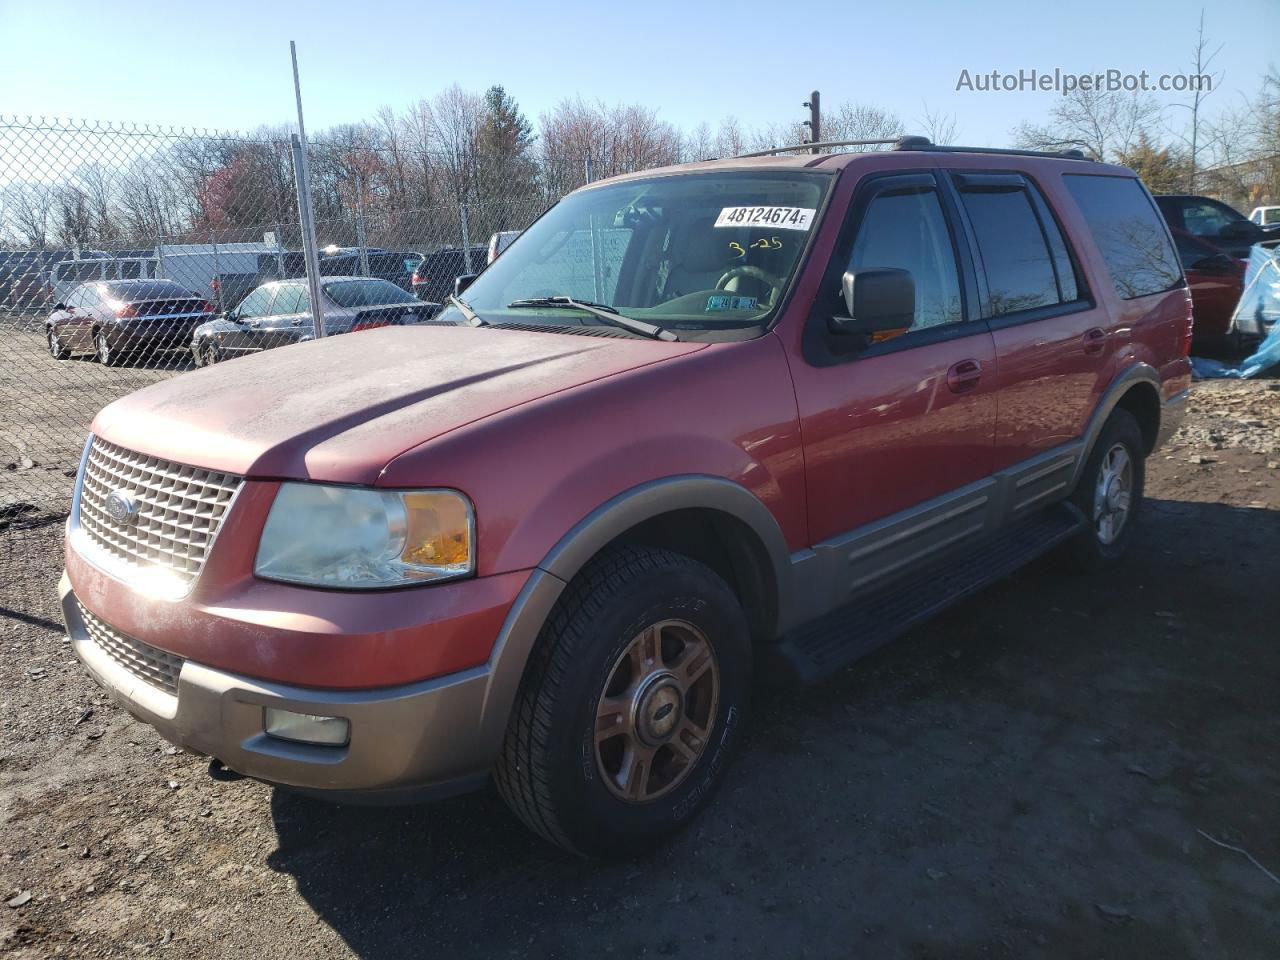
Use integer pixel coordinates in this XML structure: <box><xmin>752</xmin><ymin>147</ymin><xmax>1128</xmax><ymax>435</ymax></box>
<box><xmin>190</xmin><ymin>277</ymin><xmax>443</xmax><ymax>365</ymax></box>
<box><xmin>1171</xmin><ymin>229</ymin><xmax>1247</xmax><ymax>347</ymax></box>
<box><xmin>46</xmin><ymin>279</ymin><xmax>215</xmax><ymax>366</ymax></box>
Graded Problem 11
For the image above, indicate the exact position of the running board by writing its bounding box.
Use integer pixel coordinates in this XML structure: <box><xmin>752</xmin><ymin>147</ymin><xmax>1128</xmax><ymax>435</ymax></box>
<box><xmin>776</xmin><ymin>504</ymin><xmax>1085</xmax><ymax>685</ymax></box>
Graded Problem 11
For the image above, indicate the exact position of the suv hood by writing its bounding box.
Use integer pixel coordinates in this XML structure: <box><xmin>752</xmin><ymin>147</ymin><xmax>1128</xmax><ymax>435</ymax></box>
<box><xmin>92</xmin><ymin>326</ymin><xmax>704</xmax><ymax>483</ymax></box>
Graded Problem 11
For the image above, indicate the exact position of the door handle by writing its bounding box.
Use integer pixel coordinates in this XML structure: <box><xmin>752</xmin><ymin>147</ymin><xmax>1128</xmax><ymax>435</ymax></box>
<box><xmin>1082</xmin><ymin>327</ymin><xmax>1108</xmax><ymax>355</ymax></box>
<box><xmin>946</xmin><ymin>358</ymin><xmax>983</xmax><ymax>393</ymax></box>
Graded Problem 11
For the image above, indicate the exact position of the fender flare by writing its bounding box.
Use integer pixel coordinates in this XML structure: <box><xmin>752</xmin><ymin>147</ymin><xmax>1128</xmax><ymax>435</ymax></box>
<box><xmin>472</xmin><ymin>476</ymin><xmax>795</xmax><ymax>765</ymax></box>
<box><xmin>538</xmin><ymin>474</ymin><xmax>793</xmax><ymax>597</ymax></box>
<box><xmin>1070</xmin><ymin>362</ymin><xmax>1162</xmax><ymax>489</ymax></box>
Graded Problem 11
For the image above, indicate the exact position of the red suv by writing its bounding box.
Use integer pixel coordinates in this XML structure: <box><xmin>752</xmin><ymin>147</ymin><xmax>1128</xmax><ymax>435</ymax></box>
<box><xmin>61</xmin><ymin>140</ymin><xmax>1191</xmax><ymax>856</ymax></box>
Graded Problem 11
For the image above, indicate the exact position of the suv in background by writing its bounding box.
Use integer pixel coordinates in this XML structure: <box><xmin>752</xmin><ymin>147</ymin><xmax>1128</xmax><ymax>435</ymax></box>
<box><xmin>61</xmin><ymin>141</ymin><xmax>1190</xmax><ymax>857</ymax></box>
<box><xmin>319</xmin><ymin>251</ymin><xmax>423</xmax><ymax>292</ymax></box>
<box><xmin>410</xmin><ymin>245</ymin><xmax>486</xmax><ymax>302</ymax></box>
<box><xmin>1154</xmin><ymin>194</ymin><xmax>1269</xmax><ymax>260</ymax></box>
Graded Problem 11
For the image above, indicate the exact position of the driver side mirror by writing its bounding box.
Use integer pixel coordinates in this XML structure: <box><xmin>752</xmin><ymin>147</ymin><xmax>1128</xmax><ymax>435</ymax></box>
<box><xmin>829</xmin><ymin>268</ymin><xmax>915</xmax><ymax>339</ymax></box>
<box><xmin>454</xmin><ymin>274</ymin><xmax>477</xmax><ymax>296</ymax></box>
<box><xmin>54</xmin><ymin>302</ymin><xmax>67</xmax><ymax>311</ymax></box>
<box><xmin>1219</xmin><ymin>220</ymin><xmax>1257</xmax><ymax>241</ymax></box>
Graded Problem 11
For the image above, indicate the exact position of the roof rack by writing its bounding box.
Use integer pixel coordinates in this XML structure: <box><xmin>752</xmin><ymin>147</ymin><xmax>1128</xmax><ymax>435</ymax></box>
<box><xmin>732</xmin><ymin>135</ymin><xmax>1091</xmax><ymax>162</ymax></box>
<box><xmin>895</xmin><ymin>140</ymin><xmax>1091</xmax><ymax>161</ymax></box>
<box><xmin>732</xmin><ymin>138</ymin><xmax>906</xmax><ymax>158</ymax></box>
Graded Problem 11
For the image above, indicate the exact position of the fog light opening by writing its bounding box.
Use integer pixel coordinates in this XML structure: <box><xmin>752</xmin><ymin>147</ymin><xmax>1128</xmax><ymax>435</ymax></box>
<box><xmin>263</xmin><ymin>708</ymin><xmax>350</xmax><ymax>747</ymax></box>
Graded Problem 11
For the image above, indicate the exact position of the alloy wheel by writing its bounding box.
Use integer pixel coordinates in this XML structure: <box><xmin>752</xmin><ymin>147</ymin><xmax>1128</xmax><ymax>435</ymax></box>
<box><xmin>594</xmin><ymin>619</ymin><xmax>720</xmax><ymax>803</ymax></box>
<box><xmin>1093</xmin><ymin>442</ymin><xmax>1133</xmax><ymax>545</ymax></box>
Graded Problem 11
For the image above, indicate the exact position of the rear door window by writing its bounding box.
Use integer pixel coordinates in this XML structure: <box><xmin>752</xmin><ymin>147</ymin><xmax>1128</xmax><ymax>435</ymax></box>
<box><xmin>955</xmin><ymin>175</ymin><xmax>1070</xmax><ymax>317</ymax></box>
<box><xmin>1064</xmin><ymin>175</ymin><xmax>1182</xmax><ymax>299</ymax></box>
<box><xmin>274</xmin><ymin>285</ymin><xmax>306</xmax><ymax>314</ymax></box>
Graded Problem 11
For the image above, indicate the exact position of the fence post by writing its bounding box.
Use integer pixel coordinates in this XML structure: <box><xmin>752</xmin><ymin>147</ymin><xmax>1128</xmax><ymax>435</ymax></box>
<box><xmin>355</xmin><ymin>172</ymin><xmax>370</xmax><ymax>278</ymax></box>
<box><xmin>210</xmin><ymin>233</ymin><xmax>223</xmax><ymax>312</ymax></box>
<box><xmin>291</xmin><ymin>134</ymin><xmax>326</xmax><ymax>338</ymax></box>
<box><xmin>289</xmin><ymin>41</ymin><xmax>326</xmax><ymax>338</ymax></box>
<box><xmin>459</xmin><ymin>201</ymin><xmax>474</xmax><ymax>275</ymax></box>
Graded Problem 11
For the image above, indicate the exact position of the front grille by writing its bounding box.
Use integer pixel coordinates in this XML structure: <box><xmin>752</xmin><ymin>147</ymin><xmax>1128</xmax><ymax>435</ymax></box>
<box><xmin>77</xmin><ymin>601</ymin><xmax>184</xmax><ymax>696</ymax></box>
<box><xmin>78</xmin><ymin>437</ymin><xmax>242</xmax><ymax>588</ymax></box>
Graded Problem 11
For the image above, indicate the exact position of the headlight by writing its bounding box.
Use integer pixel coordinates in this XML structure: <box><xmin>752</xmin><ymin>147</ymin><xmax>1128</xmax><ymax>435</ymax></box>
<box><xmin>254</xmin><ymin>483</ymin><xmax>474</xmax><ymax>588</ymax></box>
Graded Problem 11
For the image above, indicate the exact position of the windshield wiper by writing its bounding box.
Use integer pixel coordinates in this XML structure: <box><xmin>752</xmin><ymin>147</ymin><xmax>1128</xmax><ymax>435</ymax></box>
<box><xmin>448</xmin><ymin>294</ymin><xmax>487</xmax><ymax>326</ymax></box>
<box><xmin>507</xmin><ymin>296</ymin><xmax>678</xmax><ymax>342</ymax></box>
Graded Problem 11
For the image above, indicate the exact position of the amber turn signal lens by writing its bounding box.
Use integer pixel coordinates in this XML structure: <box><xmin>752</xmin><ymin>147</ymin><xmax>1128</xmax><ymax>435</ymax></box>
<box><xmin>401</xmin><ymin>492</ymin><xmax>473</xmax><ymax>570</ymax></box>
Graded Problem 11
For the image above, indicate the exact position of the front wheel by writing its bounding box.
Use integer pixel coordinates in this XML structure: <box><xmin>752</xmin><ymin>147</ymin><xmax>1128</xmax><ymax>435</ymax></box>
<box><xmin>1061</xmin><ymin>408</ymin><xmax>1145</xmax><ymax>571</ymax></box>
<box><xmin>47</xmin><ymin>326</ymin><xmax>70</xmax><ymax>360</ymax></box>
<box><xmin>494</xmin><ymin>545</ymin><xmax>751</xmax><ymax>857</ymax></box>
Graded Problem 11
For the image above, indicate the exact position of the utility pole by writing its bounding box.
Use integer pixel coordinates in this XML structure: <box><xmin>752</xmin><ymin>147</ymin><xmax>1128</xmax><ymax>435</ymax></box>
<box><xmin>803</xmin><ymin>91</ymin><xmax>821</xmax><ymax>153</ymax></box>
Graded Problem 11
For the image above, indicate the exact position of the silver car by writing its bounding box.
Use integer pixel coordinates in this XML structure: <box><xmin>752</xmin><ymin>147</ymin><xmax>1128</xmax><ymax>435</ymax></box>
<box><xmin>190</xmin><ymin>276</ymin><xmax>442</xmax><ymax>365</ymax></box>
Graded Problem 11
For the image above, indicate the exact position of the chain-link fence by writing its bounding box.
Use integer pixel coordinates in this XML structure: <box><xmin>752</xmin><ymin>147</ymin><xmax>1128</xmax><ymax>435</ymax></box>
<box><xmin>0</xmin><ymin>114</ymin><xmax>612</xmax><ymax>567</ymax></box>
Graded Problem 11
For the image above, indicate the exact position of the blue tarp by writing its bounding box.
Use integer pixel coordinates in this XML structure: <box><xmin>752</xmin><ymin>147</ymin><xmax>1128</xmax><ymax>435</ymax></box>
<box><xmin>1191</xmin><ymin>245</ymin><xmax>1280</xmax><ymax>379</ymax></box>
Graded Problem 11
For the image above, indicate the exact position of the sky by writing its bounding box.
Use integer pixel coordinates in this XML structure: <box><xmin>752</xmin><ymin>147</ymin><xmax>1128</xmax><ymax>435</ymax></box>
<box><xmin>1</xmin><ymin>0</ymin><xmax>1277</xmax><ymax>148</ymax></box>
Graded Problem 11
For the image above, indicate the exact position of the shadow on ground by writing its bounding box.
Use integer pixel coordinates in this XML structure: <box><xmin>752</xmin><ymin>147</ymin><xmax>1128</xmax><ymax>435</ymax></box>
<box><xmin>263</xmin><ymin>497</ymin><xmax>1280</xmax><ymax>958</ymax></box>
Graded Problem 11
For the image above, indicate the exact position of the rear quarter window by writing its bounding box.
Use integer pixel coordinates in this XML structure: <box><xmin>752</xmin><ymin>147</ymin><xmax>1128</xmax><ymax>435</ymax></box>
<box><xmin>1064</xmin><ymin>175</ymin><xmax>1182</xmax><ymax>299</ymax></box>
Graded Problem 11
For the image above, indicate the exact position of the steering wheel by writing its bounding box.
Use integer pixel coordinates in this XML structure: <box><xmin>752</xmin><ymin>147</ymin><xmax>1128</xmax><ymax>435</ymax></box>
<box><xmin>715</xmin><ymin>265</ymin><xmax>784</xmax><ymax>297</ymax></box>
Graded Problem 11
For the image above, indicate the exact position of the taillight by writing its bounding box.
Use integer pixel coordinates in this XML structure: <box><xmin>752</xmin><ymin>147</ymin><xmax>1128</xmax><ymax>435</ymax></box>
<box><xmin>117</xmin><ymin>303</ymin><xmax>138</xmax><ymax>318</ymax></box>
<box><xmin>1181</xmin><ymin>293</ymin><xmax>1194</xmax><ymax>357</ymax></box>
<box><xmin>210</xmin><ymin>278</ymin><xmax>220</xmax><ymax>292</ymax></box>
<box><xmin>351</xmin><ymin>319</ymin><xmax>391</xmax><ymax>333</ymax></box>
<box><xmin>201</xmin><ymin>301</ymin><xmax>216</xmax><ymax>313</ymax></box>
<box><xmin>410</xmin><ymin>272</ymin><xmax>421</xmax><ymax>285</ymax></box>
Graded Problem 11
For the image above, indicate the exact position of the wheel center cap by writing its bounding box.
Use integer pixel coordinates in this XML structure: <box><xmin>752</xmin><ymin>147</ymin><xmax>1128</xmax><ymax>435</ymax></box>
<box><xmin>635</xmin><ymin>677</ymin><xmax>683</xmax><ymax>745</ymax></box>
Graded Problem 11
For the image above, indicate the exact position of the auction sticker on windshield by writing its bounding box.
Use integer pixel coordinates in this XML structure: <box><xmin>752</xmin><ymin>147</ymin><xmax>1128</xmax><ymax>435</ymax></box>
<box><xmin>714</xmin><ymin>206</ymin><xmax>815</xmax><ymax>230</ymax></box>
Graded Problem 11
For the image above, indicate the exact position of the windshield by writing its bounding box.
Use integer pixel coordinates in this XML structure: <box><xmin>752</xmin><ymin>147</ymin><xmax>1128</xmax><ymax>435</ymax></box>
<box><xmin>322</xmin><ymin>279</ymin><xmax>417</xmax><ymax>307</ymax></box>
<box><xmin>442</xmin><ymin>171</ymin><xmax>831</xmax><ymax>337</ymax></box>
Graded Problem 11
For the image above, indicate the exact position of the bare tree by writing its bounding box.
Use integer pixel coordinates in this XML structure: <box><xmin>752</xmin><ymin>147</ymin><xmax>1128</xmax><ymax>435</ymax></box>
<box><xmin>1169</xmin><ymin>10</ymin><xmax>1223</xmax><ymax>191</ymax></box>
<box><xmin>1013</xmin><ymin>88</ymin><xmax>1161</xmax><ymax>160</ymax></box>
<box><xmin>5</xmin><ymin>183</ymin><xmax>55</xmax><ymax>248</ymax></box>
<box><xmin>916</xmin><ymin>102</ymin><xmax>959</xmax><ymax>145</ymax></box>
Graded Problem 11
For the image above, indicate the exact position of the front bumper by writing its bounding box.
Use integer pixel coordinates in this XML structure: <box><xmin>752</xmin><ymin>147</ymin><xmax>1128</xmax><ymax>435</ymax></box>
<box><xmin>61</xmin><ymin>566</ymin><xmax>567</xmax><ymax>798</ymax></box>
<box><xmin>62</xmin><ymin>575</ymin><xmax>487</xmax><ymax>795</ymax></box>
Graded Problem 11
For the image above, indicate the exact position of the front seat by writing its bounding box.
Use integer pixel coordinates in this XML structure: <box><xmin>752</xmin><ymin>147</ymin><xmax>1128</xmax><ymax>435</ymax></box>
<box><xmin>663</xmin><ymin>221</ymin><xmax>773</xmax><ymax>303</ymax></box>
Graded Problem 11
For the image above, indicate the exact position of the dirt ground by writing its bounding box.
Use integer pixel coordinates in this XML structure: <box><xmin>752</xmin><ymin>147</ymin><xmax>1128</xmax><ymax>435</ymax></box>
<box><xmin>2</xmin><ymin>377</ymin><xmax>1279</xmax><ymax>959</ymax></box>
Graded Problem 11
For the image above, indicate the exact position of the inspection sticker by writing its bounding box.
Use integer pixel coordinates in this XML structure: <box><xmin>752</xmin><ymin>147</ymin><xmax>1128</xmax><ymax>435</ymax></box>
<box><xmin>714</xmin><ymin>206</ymin><xmax>815</xmax><ymax>230</ymax></box>
<box><xmin>706</xmin><ymin>295</ymin><xmax>759</xmax><ymax>312</ymax></box>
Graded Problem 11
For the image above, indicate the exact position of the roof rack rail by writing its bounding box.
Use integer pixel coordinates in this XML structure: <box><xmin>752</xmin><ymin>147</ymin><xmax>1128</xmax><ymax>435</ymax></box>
<box><xmin>895</xmin><ymin>141</ymin><xmax>1091</xmax><ymax>161</ymax></box>
<box><xmin>730</xmin><ymin>136</ymin><xmax>1092</xmax><ymax>162</ymax></box>
<box><xmin>732</xmin><ymin>137</ymin><xmax>910</xmax><ymax>158</ymax></box>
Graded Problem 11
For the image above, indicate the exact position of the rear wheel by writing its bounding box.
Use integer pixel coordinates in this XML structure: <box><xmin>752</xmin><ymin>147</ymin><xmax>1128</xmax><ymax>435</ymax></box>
<box><xmin>47</xmin><ymin>326</ymin><xmax>70</xmax><ymax>360</ymax></box>
<box><xmin>1061</xmin><ymin>409</ymin><xmax>1145</xmax><ymax>571</ymax></box>
<box><xmin>494</xmin><ymin>545</ymin><xmax>751</xmax><ymax>857</ymax></box>
<box><xmin>94</xmin><ymin>329</ymin><xmax>121</xmax><ymax>366</ymax></box>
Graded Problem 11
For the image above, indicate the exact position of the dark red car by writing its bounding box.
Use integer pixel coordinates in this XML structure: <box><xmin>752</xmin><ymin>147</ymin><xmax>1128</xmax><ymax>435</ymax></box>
<box><xmin>61</xmin><ymin>141</ymin><xmax>1192</xmax><ymax>856</ymax></box>
<box><xmin>1170</xmin><ymin>228</ymin><xmax>1246</xmax><ymax>345</ymax></box>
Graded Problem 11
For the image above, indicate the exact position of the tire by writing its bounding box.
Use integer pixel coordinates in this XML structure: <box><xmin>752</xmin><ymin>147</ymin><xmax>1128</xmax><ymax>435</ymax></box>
<box><xmin>494</xmin><ymin>545</ymin><xmax>751</xmax><ymax>857</ymax></box>
<box><xmin>1060</xmin><ymin>408</ymin><xmax>1145</xmax><ymax>572</ymax></box>
<box><xmin>94</xmin><ymin>329</ymin><xmax>121</xmax><ymax>366</ymax></box>
<box><xmin>47</xmin><ymin>326</ymin><xmax>70</xmax><ymax>360</ymax></box>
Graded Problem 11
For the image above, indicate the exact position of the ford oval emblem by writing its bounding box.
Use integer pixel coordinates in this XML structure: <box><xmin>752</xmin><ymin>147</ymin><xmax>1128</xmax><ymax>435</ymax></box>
<box><xmin>105</xmin><ymin>489</ymin><xmax>140</xmax><ymax>525</ymax></box>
